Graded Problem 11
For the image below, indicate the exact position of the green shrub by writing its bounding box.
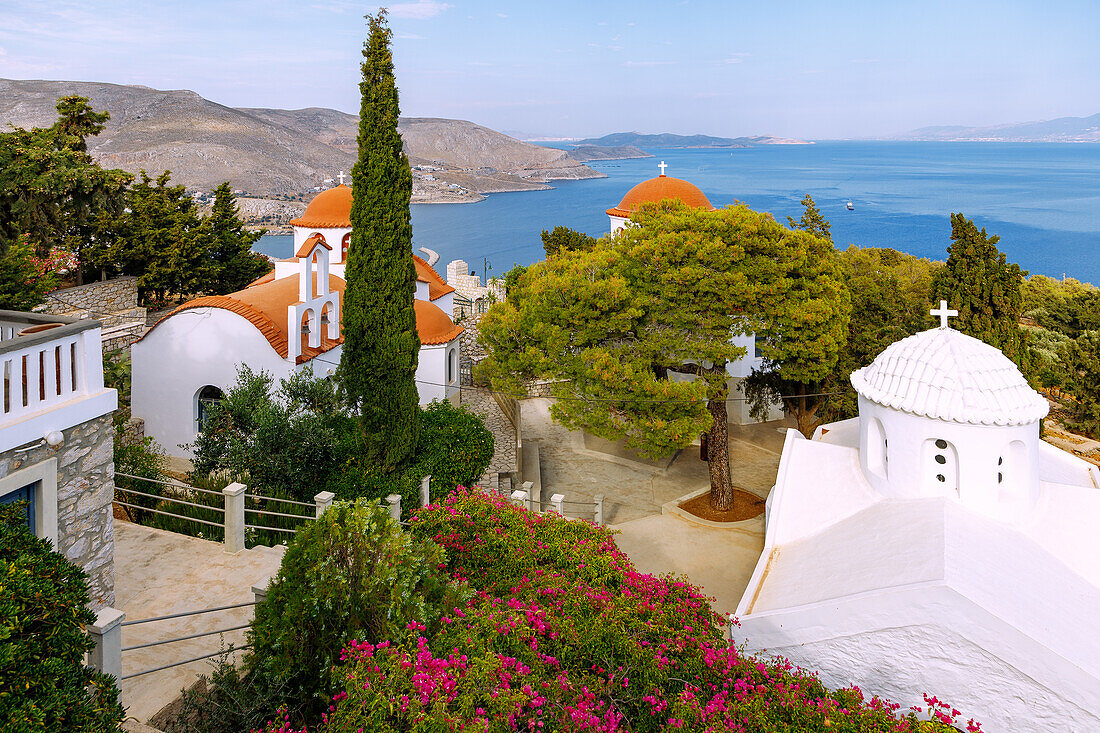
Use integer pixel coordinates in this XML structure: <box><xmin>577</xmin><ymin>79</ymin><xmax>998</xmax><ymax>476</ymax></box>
<box><xmin>248</xmin><ymin>499</ymin><xmax>466</xmax><ymax>720</ymax></box>
<box><xmin>156</xmin><ymin>654</ymin><xmax>290</xmax><ymax>733</ymax></box>
<box><xmin>0</xmin><ymin>503</ymin><xmax>124</xmax><ymax>732</ymax></box>
<box><xmin>113</xmin><ymin>434</ymin><xmax>166</xmax><ymax>523</ymax></box>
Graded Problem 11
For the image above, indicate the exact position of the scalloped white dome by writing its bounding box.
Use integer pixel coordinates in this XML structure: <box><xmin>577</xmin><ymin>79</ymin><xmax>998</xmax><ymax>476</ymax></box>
<box><xmin>850</xmin><ymin>327</ymin><xmax>1048</xmax><ymax>426</ymax></box>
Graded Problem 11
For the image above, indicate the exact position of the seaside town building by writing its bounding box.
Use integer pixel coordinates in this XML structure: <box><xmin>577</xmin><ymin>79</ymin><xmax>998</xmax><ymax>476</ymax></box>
<box><xmin>734</xmin><ymin>303</ymin><xmax>1100</xmax><ymax>732</ymax></box>
<box><xmin>132</xmin><ymin>185</ymin><xmax>463</xmax><ymax>457</ymax></box>
<box><xmin>607</xmin><ymin>163</ymin><xmax>782</xmax><ymax>424</ymax></box>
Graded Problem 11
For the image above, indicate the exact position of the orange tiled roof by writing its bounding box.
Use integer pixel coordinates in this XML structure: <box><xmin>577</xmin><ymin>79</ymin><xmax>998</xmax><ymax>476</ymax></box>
<box><xmin>247</xmin><ymin>271</ymin><xmax>276</xmax><ymax>288</ymax></box>
<box><xmin>606</xmin><ymin>175</ymin><xmax>715</xmax><ymax>218</ymax></box>
<box><xmin>289</xmin><ymin>185</ymin><xmax>353</xmax><ymax>228</ymax></box>
<box><xmin>413</xmin><ymin>254</ymin><xmax>456</xmax><ymax>300</ymax></box>
<box><xmin>295</xmin><ymin>233</ymin><xmax>331</xmax><ymax>258</ymax></box>
<box><xmin>139</xmin><ymin>273</ymin><xmax>461</xmax><ymax>361</ymax></box>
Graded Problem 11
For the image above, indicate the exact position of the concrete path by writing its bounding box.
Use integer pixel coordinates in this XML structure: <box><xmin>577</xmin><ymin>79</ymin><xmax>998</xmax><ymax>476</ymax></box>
<box><xmin>113</xmin><ymin>520</ymin><xmax>283</xmax><ymax>723</ymax></box>
<box><xmin>612</xmin><ymin>513</ymin><xmax>764</xmax><ymax>617</ymax></box>
<box><xmin>520</xmin><ymin>398</ymin><xmax>791</xmax><ymax>524</ymax></box>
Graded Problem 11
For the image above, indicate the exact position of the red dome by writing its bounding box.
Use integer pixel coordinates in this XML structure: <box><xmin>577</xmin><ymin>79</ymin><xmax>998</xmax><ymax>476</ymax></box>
<box><xmin>290</xmin><ymin>185</ymin><xmax>353</xmax><ymax>228</ymax></box>
<box><xmin>606</xmin><ymin>175</ymin><xmax>715</xmax><ymax>218</ymax></box>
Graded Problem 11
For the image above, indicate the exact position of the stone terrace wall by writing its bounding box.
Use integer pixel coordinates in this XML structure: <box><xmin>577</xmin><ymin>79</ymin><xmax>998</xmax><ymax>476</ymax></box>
<box><xmin>0</xmin><ymin>413</ymin><xmax>116</xmax><ymax>609</ymax></box>
<box><xmin>42</xmin><ymin>277</ymin><xmax>146</xmax><ymax>329</ymax></box>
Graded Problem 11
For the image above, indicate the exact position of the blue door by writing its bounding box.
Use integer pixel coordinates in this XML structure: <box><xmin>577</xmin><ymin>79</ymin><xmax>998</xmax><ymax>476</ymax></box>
<box><xmin>0</xmin><ymin>482</ymin><xmax>37</xmax><ymax>533</ymax></box>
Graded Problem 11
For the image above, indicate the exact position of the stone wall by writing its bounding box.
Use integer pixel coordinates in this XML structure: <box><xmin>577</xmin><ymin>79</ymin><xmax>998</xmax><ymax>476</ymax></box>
<box><xmin>42</xmin><ymin>277</ymin><xmax>146</xmax><ymax>330</ymax></box>
<box><xmin>0</xmin><ymin>413</ymin><xmax>116</xmax><ymax>609</ymax></box>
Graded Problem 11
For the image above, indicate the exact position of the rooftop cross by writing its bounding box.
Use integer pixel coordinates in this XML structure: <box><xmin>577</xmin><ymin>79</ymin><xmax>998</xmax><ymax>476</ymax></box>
<box><xmin>658</xmin><ymin>160</ymin><xmax>668</xmax><ymax>176</ymax></box>
<box><xmin>337</xmin><ymin>170</ymin><xmax>347</xmax><ymax>186</ymax></box>
<box><xmin>930</xmin><ymin>300</ymin><xmax>958</xmax><ymax>329</ymax></box>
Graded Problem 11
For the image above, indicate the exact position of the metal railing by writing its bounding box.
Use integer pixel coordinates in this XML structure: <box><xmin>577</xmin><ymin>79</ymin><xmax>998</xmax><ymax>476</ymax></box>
<box><xmin>508</xmin><ymin>483</ymin><xmax>605</xmax><ymax>526</ymax></box>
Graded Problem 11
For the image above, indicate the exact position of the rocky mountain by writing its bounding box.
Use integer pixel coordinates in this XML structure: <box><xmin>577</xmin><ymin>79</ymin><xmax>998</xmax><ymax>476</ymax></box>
<box><xmin>575</xmin><ymin>131</ymin><xmax>810</xmax><ymax>148</ymax></box>
<box><xmin>897</xmin><ymin>114</ymin><xmax>1100</xmax><ymax>142</ymax></box>
<box><xmin>566</xmin><ymin>145</ymin><xmax>651</xmax><ymax>161</ymax></box>
<box><xmin>0</xmin><ymin>79</ymin><xmax>602</xmax><ymax>200</ymax></box>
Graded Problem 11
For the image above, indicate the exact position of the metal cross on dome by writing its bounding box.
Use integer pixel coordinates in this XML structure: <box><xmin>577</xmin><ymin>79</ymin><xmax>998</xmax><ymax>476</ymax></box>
<box><xmin>658</xmin><ymin>160</ymin><xmax>668</xmax><ymax>176</ymax></box>
<box><xmin>930</xmin><ymin>300</ymin><xmax>958</xmax><ymax>329</ymax></box>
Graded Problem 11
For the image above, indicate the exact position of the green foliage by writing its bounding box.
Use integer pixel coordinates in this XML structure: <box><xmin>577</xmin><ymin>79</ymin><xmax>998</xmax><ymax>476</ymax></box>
<box><xmin>0</xmin><ymin>504</ymin><xmax>124</xmax><ymax>732</ymax></box>
<box><xmin>158</xmin><ymin>656</ymin><xmax>290</xmax><ymax>733</ymax></box>
<box><xmin>192</xmin><ymin>367</ymin><xmax>492</xmax><ymax>515</ymax></box>
<box><xmin>0</xmin><ymin>238</ymin><xmax>58</xmax><ymax>311</ymax></box>
<box><xmin>192</xmin><ymin>366</ymin><xmax>343</xmax><ymax>502</ymax></box>
<box><xmin>932</xmin><ymin>213</ymin><xmax>1030</xmax><ymax>370</ymax></box>
<box><xmin>203</xmin><ymin>182</ymin><xmax>271</xmax><ymax>293</ymax></box>
<box><xmin>0</xmin><ymin>96</ymin><xmax>131</xmax><ymax>267</ymax></box>
<box><xmin>1061</xmin><ymin>330</ymin><xmax>1100</xmax><ymax>436</ymax></box>
<box><xmin>820</xmin><ymin>246</ymin><xmax>940</xmax><ymax>421</ymax></box>
<box><xmin>113</xmin><ymin>434</ymin><xmax>166</xmax><ymax>523</ymax></box>
<box><xmin>541</xmin><ymin>225</ymin><xmax>597</xmax><ymax>257</ymax></box>
<box><xmin>248</xmin><ymin>499</ymin><xmax>464</xmax><ymax>718</ymax></box>
<box><xmin>787</xmin><ymin>193</ymin><xmax>832</xmax><ymax>241</ymax></box>
<box><xmin>91</xmin><ymin>170</ymin><xmax>210</xmax><ymax>304</ymax></box>
<box><xmin>340</xmin><ymin>10</ymin><xmax>420</xmax><ymax>471</ymax></box>
<box><xmin>1021</xmin><ymin>275</ymin><xmax>1100</xmax><ymax>338</ymax></box>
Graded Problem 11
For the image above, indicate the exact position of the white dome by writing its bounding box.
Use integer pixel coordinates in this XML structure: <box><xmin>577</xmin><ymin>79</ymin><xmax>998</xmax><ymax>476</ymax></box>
<box><xmin>850</xmin><ymin>327</ymin><xmax>1048</xmax><ymax>426</ymax></box>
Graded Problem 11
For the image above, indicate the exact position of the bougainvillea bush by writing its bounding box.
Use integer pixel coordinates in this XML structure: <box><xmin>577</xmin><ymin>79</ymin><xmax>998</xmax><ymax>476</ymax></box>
<box><xmin>291</xmin><ymin>490</ymin><xmax>977</xmax><ymax>733</ymax></box>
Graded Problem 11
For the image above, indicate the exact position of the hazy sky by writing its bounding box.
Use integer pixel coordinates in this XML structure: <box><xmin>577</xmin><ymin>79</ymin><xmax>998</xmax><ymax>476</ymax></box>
<box><xmin>3</xmin><ymin>0</ymin><xmax>1098</xmax><ymax>139</ymax></box>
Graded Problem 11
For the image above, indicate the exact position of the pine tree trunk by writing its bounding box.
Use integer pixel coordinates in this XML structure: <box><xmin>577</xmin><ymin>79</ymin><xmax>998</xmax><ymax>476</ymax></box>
<box><xmin>706</xmin><ymin>369</ymin><xmax>736</xmax><ymax>512</ymax></box>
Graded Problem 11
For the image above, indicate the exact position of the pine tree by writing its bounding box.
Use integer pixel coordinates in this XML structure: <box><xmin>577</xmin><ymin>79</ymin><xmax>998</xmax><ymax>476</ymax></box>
<box><xmin>340</xmin><ymin>10</ymin><xmax>420</xmax><ymax>470</ymax></box>
<box><xmin>204</xmin><ymin>182</ymin><xmax>270</xmax><ymax>293</ymax></box>
<box><xmin>787</xmin><ymin>194</ymin><xmax>832</xmax><ymax>241</ymax></box>
<box><xmin>933</xmin><ymin>213</ymin><xmax>1029</xmax><ymax>368</ymax></box>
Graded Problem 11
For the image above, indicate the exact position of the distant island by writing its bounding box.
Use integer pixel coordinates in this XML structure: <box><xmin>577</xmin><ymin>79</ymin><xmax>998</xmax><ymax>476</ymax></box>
<box><xmin>575</xmin><ymin>131</ymin><xmax>812</xmax><ymax>148</ymax></box>
<box><xmin>0</xmin><ymin>78</ymin><xmax>604</xmax><ymax>220</ymax></box>
<box><xmin>565</xmin><ymin>145</ymin><xmax>652</xmax><ymax>161</ymax></box>
<box><xmin>893</xmin><ymin>113</ymin><xmax>1100</xmax><ymax>142</ymax></box>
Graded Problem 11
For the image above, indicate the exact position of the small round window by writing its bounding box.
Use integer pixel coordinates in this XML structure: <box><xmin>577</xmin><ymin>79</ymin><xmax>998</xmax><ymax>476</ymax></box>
<box><xmin>935</xmin><ymin>439</ymin><xmax>948</xmax><ymax>449</ymax></box>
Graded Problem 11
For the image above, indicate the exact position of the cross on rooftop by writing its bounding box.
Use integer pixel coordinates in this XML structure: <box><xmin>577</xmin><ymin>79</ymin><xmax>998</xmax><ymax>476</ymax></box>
<box><xmin>337</xmin><ymin>170</ymin><xmax>347</xmax><ymax>185</ymax></box>
<box><xmin>931</xmin><ymin>300</ymin><xmax>958</xmax><ymax>329</ymax></box>
<box><xmin>658</xmin><ymin>161</ymin><xmax>668</xmax><ymax>176</ymax></box>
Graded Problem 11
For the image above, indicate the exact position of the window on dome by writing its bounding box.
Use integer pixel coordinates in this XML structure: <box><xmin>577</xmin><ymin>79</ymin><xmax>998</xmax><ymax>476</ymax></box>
<box><xmin>999</xmin><ymin>440</ymin><xmax>1028</xmax><ymax>502</ymax></box>
<box><xmin>448</xmin><ymin>348</ymin><xmax>457</xmax><ymax>385</ymax></box>
<box><xmin>341</xmin><ymin>233</ymin><xmax>351</xmax><ymax>263</ymax></box>
<box><xmin>924</xmin><ymin>438</ymin><xmax>958</xmax><ymax>496</ymax></box>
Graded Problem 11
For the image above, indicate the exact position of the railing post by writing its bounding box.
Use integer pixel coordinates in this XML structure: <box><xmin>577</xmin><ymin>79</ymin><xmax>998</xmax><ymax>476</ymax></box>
<box><xmin>386</xmin><ymin>494</ymin><xmax>402</xmax><ymax>525</ymax></box>
<box><xmin>419</xmin><ymin>474</ymin><xmax>431</xmax><ymax>508</ymax></box>
<box><xmin>223</xmin><ymin>482</ymin><xmax>247</xmax><ymax>553</ymax></box>
<box><xmin>252</xmin><ymin>577</ymin><xmax>272</xmax><ymax>606</ymax></box>
<box><xmin>314</xmin><ymin>491</ymin><xmax>335</xmax><ymax>518</ymax></box>
<box><xmin>509</xmin><ymin>488</ymin><xmax>528</xmax><ymax>509</ymax></box>
<box><xmin>593</xmin><ymin>494</ymin><xmax>605</xmax><ymax>526</ymax></box>
<box><xmin>520</xmin><ymin>481</ymin><xmax>535</xmax><ymax>512</ymax></box>
<box><xmin>550</xmin><ymin>493</ymin><xmax>564</xmax><ymax>515</ymax></box>
<box><xmin>88</xmin><ymin>607</ymin><xmax>124</xmax><ymax>680</ymax></box>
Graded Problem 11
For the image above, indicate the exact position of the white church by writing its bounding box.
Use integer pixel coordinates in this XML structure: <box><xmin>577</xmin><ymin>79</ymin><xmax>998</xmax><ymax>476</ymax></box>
<box><xmin>734</xmin><ymin>302</ymin><xmax>1100</xmax><ymax>732</ymax></box>
<box><xmin>132</xmin><ymin>185</ymin><xmax>464</xmax><ymax>457</ymax></box>
<box><xmin>606</xmin><ymin>163</ymin><xmax>782</xmax><ymax>424</ymax></box>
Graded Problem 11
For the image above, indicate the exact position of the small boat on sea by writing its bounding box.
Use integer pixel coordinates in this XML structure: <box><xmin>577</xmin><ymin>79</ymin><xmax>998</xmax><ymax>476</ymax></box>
<box><xmin>846</xmin><ymin>200</ymin><xmax>855</xmax><ymax>211</ymax></box>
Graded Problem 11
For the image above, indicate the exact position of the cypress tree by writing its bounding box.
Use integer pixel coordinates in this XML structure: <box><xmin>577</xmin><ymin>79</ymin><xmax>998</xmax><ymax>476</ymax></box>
<box><xmin>340</xmin><ymin>10</ymin><xmax>420</xmax><ymax>470</ymax></box>
<box><xmin>933</xmin><ymin>213</ymin><xmax>1029</xmax><ymax>368</ymax></box>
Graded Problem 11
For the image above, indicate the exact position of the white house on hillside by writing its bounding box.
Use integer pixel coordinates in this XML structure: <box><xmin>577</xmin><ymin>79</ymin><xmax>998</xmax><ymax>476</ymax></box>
<box><xmin>132</xmin><ymin>186</ymin><xmax>463</xmax><ymax>457</ymax></box>
<box><xmin>734</xmin><ymin>303</ymin><xmax>1100</xmax><ymax>732</ymax></box>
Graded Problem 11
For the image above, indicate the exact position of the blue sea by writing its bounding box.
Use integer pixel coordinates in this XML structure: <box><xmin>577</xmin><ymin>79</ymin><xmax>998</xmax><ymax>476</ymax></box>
<box><xmin>256</xmin><ymin>142</ymin><xmax>1100</xmax><ymax>285</ymax></box>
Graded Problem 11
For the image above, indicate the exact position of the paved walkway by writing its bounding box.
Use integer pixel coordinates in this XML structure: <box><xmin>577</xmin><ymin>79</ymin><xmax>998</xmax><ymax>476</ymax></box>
<box><xmin>520</xmin><ymin>398</ymin><xmax>790</xmax><ymax>524</ymax></box>
<box><xmin>114</xmin><ymin>520</ymin><xmax>283</xmax><ymax>723</ymax></box>
<box><xmin>519</xmin><ymin>397</ymin><xmax>788</xmax><ymax>616</ymax></box>
<box><xmin>612</xmin><ymin>514</ymin><xmax>764</xmax><ymax>617</ymax></box>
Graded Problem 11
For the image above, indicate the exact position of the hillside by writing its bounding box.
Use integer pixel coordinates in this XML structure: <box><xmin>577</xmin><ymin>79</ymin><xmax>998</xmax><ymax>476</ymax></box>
<box><xmin>0</xmin><ymin>79</ymin><xmax>602</xmax><ymax>202</ymax></box>
<box><xmin>566</xmin><ymin>145</ymin><xmax>651</xmax><ymax>161</ymax></box>
<box><xmin>898</xmin><ymin>113</ymin><xmax>1100</xmax><ymax>142</ymax></box>
<box><xmin>576</xmin><ymin>131</ymin><xmax>811</xmax><ymax>148</ymax></box>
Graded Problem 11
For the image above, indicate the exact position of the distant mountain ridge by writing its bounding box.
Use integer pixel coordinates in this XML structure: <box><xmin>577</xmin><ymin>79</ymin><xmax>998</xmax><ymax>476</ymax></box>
<box><xmin>897</xmin><ymin>113</ymin><xmax>1100</xmax><ymax>142</ymax></box>
<box><xmin>0</xmin><ymin>78</ymin><xmax>601</xmax><ymax>199</ymax></box>
<box><xmin>575</xmin><ymin>131</ymin><xmax>811</xmax><ymax>148</ymax></box>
